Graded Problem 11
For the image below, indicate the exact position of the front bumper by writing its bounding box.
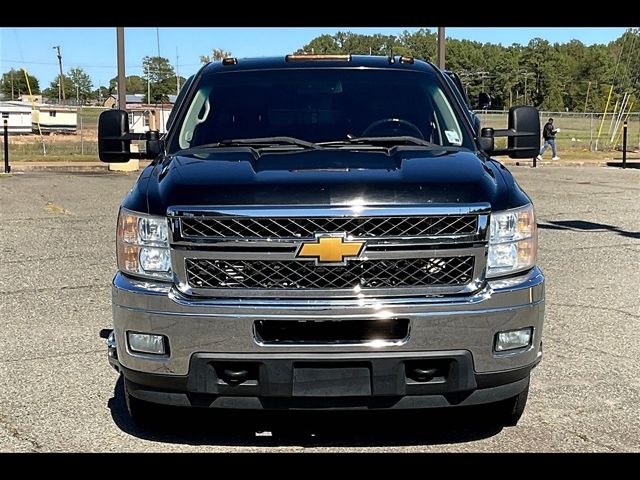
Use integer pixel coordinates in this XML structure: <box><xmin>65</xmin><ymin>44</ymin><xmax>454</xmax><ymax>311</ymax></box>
<box><xmin>109</xmin><ymin>267</ymin><xmax>544</xmax><ymax>408</ymax></box>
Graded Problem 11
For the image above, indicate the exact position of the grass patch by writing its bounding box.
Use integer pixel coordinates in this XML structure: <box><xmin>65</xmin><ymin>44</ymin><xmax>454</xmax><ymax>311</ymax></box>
<box><xmin>45</xmin><ymin>202</ymin><xmax>70</xmax><ymax>214</ymax></box>
<box><xmin>11</xmin><ymin>154</ymin><xmax>99</xmax><ymax>162</ymax></box>
<box><xmin>78</xmin><ymin>107</ymin><xmax>107</xmax><ymax>130</ymax></box>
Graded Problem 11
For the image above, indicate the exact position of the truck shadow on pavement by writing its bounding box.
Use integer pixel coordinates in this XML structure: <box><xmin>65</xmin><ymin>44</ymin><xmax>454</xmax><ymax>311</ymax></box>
<box><xmin>538</xmin><ymin>220</ymin><xmax>640</xmax><ymax>239</ymax></box>
<box><xmin>108</xmin><ymin>377</ymin><xmax>504</xmax><ymax>447</ymax></box>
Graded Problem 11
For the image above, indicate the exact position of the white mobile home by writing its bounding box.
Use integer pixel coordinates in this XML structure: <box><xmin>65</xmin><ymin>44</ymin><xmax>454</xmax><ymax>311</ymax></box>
<box><xmin>33</xmin><ymin>105</ymin><xmax>77</xmax><ymax>133</ymax></box>
<box><xmin>0</xmin><ymin>101</ymin><xmax>33</xmax><ymax>134</ymax></box>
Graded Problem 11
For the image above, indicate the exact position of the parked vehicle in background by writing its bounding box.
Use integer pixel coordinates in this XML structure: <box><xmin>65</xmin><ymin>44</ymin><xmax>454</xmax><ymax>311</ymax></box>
<box><xmin>99</xmin><ymin>55</ymin><xmax>544</xmax><ymax>428</ymax></box>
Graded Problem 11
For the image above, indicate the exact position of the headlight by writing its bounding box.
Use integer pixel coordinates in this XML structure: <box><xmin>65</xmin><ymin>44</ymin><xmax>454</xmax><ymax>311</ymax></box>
<box><xmin>116</xmin><ymin>208</ymin><xmax>172</xmax><ymax>281</ymax></box>
<box><xmin>487</xmin><ymin>204</ymin><xmax>537</xmax><ymax>278</ymax></box>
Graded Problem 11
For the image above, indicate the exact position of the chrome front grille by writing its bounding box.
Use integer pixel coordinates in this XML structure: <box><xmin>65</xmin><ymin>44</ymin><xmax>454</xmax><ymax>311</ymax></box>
<box><xmin>168</xmin><ymin>205</ymin><xmax>491</xmax><ymax>298</ymax></box>
<box><xmin>185</xmin><ymin>257</ymin><xmax>475</xmax><ymax>290</ymax></box>
<box><xmin>180</xmin><ymin>215</ymin><xmax>478</xmax><ymax>239</ymax></box>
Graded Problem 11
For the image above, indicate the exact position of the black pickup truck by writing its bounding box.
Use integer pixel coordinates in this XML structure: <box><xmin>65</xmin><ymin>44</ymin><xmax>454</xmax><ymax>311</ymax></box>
<box><xmin>99</xmin><ymin>54</ymin><xmax>545</xmax><ymax>427</ymax></box>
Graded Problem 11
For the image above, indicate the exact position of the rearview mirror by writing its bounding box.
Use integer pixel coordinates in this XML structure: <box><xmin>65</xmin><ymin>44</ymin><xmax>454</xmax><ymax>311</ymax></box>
<box><xmin>479</xmin><ymin>106</ymin><xmax>540</xmax><ymax>159</ymax></box>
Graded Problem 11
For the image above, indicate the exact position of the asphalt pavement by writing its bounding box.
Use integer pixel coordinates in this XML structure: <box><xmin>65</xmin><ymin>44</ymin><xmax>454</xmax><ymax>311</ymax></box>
<box><xmin>0</xmin><ymin>165</ymin><xmax>638</xmax><ymax>452</ymax></box>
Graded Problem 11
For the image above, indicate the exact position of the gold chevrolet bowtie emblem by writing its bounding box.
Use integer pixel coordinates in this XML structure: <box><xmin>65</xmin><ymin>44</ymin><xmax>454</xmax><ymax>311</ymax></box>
<box><xmin>297</xmin><ymin>235</ymin><xmax>365</xmax><ymax>265</ymax></box>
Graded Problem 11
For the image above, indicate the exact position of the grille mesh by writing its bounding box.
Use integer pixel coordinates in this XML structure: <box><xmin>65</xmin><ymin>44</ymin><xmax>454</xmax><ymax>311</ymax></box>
<box><xmin>185</xmin><ymin>257</ymin><xmax>475</xmax><ymax>290</ymax></box>
<box><xmin>180</xmin><ymin>215</ymin><xmax>477</xmax><ymax>239</ymax></box>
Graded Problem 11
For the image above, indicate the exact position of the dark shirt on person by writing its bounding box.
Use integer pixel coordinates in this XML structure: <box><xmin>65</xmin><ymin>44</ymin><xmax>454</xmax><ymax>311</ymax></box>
<box><xmin>542</xmin><ymin>122</ymin><xmax>556</xmax><ymax>141</ymax></box>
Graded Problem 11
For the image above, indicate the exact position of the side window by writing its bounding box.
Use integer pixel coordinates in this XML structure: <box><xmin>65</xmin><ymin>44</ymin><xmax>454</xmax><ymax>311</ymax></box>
<box><xmin>431</xmin><ymin>87</ymin><xmax>463</xmax><ymax>147</ymax></box>
<box><xmin>178</xmin><ymin>88</ymin><xmax>211</xmax><ymax>149</ymax></box>
<box><xmin>167</xmin><ymin>74</ymin><xmax>195</xmax><ymax>131</ymax></box>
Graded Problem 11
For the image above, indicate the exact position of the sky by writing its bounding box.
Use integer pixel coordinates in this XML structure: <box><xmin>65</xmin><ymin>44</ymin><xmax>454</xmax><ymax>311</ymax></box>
<box><xmin>1</xmin><ymin>27</ymin><xmax>629</xmax><ymax>90</ymax></box>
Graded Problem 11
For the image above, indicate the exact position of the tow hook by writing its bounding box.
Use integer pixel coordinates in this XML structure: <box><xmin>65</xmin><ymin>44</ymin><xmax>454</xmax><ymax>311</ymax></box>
<box><xmin>222</xmin><ymin>368</ymin><xmax>249</xmax><ymax>385</ymax></box>
<box><xmin>100</xmin><ymin>328</ymin><xmax>119</xmax><ymax>372</ymax></box>
<box><xmin>410</xmin><ymin>367</ymin><xmax>438</xmax><ymax>382</ymax></box>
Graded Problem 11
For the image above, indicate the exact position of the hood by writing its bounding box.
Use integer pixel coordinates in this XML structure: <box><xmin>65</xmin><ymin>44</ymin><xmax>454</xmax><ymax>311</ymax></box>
<box><xmin>137</xmin><ymin>148</ymin><xmax>517</xmax><ymax>215</ymax></box>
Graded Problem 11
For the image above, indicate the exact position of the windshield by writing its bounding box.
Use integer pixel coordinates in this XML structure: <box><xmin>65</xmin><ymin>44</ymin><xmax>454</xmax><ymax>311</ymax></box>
<box><xmin>169</xmin><ymin>68</ymin><xmax>472</xmax><ymax>152</ymax></box>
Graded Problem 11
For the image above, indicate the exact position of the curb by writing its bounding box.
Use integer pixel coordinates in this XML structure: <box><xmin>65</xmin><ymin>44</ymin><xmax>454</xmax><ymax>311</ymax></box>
<box><xmin>502</xmin><ymin>160</ymin><xmax>615</xmax><ymax>168</ymax></box>
<box><xmin>13</xmin><ymin>164</ymin><xmax>111</xmax><ymax>173</ymax></box>
<box><xmin>8</xmin><ymin>159</ymin><xmax>635</xmax><ymax>172</ymax></box>
<box><xmin>10</xmin><ymin>161</ymin><xmax>152</xmax><ymax>173</ymax></box>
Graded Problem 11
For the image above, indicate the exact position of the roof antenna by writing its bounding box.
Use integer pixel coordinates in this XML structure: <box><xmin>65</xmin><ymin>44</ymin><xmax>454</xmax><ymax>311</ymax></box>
<box><xmin>388</xmin><ymin>45</ymin><xmax>395</xmax><ymax>64</ymax></box>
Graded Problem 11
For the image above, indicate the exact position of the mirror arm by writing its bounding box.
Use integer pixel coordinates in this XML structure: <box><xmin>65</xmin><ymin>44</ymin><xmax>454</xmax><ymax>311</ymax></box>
<box><xmin>491</xmin><ymin>147</ymin><xmax>539</xmax><ymax>156</ymax></box>
<box><xmin>492</xmin><ymin>129</ymin><xmax>538</xmax><ymax>138</ymax></box>
<box><xmin>99</xmin><ymin>150</ymin><xmax>146</xmax><ymax>159</ymax></box>
<box><xmin>101</xmin><ymin>133</ymin><xmax>146</xmax><ymax>141</ymax></box>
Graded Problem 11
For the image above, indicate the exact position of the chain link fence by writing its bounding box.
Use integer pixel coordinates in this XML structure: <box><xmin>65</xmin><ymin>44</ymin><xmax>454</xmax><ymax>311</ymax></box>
<box><xmin>475</xmin><ymin>111</ymin><xmax>640</xmax><ymax>153</ymax></box>
<box><xmin>7</xmin><ymin>106</ymin><xmax>104</xmax><ymax>160</ymax></box>
<box><xmin>6</xmin><ymin>107</ymin><xmax>640</xmax><ymax>161</ymax></box>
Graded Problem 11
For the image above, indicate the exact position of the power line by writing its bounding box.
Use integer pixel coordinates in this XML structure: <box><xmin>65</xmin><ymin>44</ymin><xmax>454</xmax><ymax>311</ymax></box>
<box><xmin>620</xmin><ymin>28</ymin><xmax>637</xmax><ymax>89</ymax></box>
<box><xmin>3</xmin><ymin>59</ymin><xmax>201</xmax><ymax>69</ymax></box>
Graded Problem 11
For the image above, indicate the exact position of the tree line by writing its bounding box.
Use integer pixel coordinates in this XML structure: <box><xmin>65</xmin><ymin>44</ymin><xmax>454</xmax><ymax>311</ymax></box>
<box><xmin>0</xmin><ymin>56</ymin><xmax>185</xmax><ymax>104</ymax></box>
<box><xmin>2</xmin><ymin>29</ymin><xmax>638</xmax><ymax>112</ymax></box>
<box><xmin>296</xmin><ymin>28</ymin><xmax>640</xmax><ymax>112</ymax></box>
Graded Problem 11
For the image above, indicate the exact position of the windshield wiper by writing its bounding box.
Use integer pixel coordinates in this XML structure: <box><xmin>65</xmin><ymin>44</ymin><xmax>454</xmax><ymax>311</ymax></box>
<box><xmin>219</xmin><ymin>136</ymin><xmax>320</xmax><ymax>149</ymax></box>
<box><xmin>336</xmin><ymin>136</ymin><xmax>438</xmax><ymax>147</ymax></box>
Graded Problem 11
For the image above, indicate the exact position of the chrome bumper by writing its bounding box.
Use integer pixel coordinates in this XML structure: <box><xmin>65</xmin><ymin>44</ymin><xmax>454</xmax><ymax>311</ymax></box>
<box><xmin>110</xmin><ymin>267</ymin><xmax>544</xmax><ymax>376</ymax></box>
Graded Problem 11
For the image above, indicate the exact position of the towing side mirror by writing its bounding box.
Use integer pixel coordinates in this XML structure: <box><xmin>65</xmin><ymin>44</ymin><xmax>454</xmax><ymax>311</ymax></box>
<box><xmin>98</xmin><ymin>109</ymin><xmax>164</xmax><ymax>162</ymax></box>
<box><xmin>507</xmin><ymin>106</ymin><xmax>540</xmax><ymax>158</ymax></box>
<box><xmin>479</xmin><ymin>106</ymin><xmax>540</xmax><ymax>159</ymax></box>
<box><xmin>98</xmin><ymin>109</ymin><xmax>131</xmax><ymax>163</ymax></box>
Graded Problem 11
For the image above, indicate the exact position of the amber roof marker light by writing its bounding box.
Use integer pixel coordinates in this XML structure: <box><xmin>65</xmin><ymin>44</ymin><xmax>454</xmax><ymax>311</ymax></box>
<box><xmin>222</xmin><ymin>57</ymin><xmax>238</xmax><ymax>66</ymax></box>
<box><xmin>285</xmin><ymin>54</ymin><xmax>352</xmax><ymax>62</ymax></box>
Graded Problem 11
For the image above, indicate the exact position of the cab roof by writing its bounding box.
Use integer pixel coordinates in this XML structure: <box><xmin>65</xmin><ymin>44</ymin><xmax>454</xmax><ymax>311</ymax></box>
<box><xmin>201</xmin><ymin>55</ymin><xmax>438</xmax><ymax>76</ymax></box>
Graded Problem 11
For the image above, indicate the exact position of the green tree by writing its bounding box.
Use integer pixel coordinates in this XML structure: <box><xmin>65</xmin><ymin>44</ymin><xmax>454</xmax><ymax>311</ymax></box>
<box><xmin>200</xmin><ymin>48</ymin><xmax>233</xmax><ymax>64</ymax></box>
<box><xmin>67</xmin><ymin>67</ymin><xmax>93</xmax><ymax>102</ymax></box>
<box><xmin>93</xmin><ymin>86</ymin><xmax>110</xmax><ymax>102</ymax></box>
<box><xmin>398</xmin><ymin>28</ymin><xmax>437</xmax><ymax>61</ymax></box>
<box><xmin>43</xmin><ymin>75</ymin><xmax>75</xmax><ymax>102</ymax></box>
<box><xmin>297</xmin><ymin>32</ymin><xmax>403</xmax><ymax>56</ymax></box>
<box><xmin>295</xmin><ymin>34</ymin><xmax>341</xmax><ymax>54</ymax></box>
<box><xmin>1</xmin><ymin>68</ymin><xmax>40</xmax><ymax>99</ymax></box>
<box><xmin>516</xmin><ymin>38</ymin><xmax>568</xmax><ymax>110</ymax></box>
<box><xmin>292</xmin><ymin>29</ymin><xmax>639</xmax><ymax>113</ymax></box>
<box><xmin>142</xmin><ymin>56</ymin><xmax>176</xmax><ymax>103</ymax></box>
<box><xmin>109</xmin><ymin>75</ymin><xmax>147</xmax><ymax>95</ymax></box>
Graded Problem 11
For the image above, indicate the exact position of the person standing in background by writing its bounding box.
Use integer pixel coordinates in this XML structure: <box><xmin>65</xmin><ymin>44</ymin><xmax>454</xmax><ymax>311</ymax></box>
<box><xmin>537</xmin><ymin>117</ymin><xmax>560</xmax><ymax>161</ymax></box>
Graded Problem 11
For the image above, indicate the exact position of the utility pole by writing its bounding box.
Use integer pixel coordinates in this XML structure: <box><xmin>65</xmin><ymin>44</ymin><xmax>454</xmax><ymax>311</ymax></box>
<box><xmin>583</xmin><ymin>81</ymin><xmax>591</xmax><ymax>113</ymax></box>
<box><xmin>116</xmin><ymin>27</ymin><xmax>126</xmax><ymax>110</ymax></box>
<box><xmin>53</xmin><ymin>46</ymin><xmax>65</xmax><ymax>103</ymax></box>
<box><xmin>437</xmin><ymin>27</ymin><xmax>445</xmax><ymax>69</ymax></box>
<box><xmin>523</xmin><ymin>71</ymin><xmax>528</xmax><ymax>105</ymax></box>
<box><xmin>147</xmin><ymin>63</ymin><xmax>151</xmax><ymax>104</ymax></box>
<box><xmin>10</xmin><ymin>70</ymin><xmax>14</xmax><ymax>100</ymax></box>
<box><xmin>176</xmin><ymin>47</ymin><xmax>180</xmax><ymax>95</ymax></box>
<box><xmin>111</xmin><ymin>27</ymin><xmax>138</xmax><ymax>172</ymax></box>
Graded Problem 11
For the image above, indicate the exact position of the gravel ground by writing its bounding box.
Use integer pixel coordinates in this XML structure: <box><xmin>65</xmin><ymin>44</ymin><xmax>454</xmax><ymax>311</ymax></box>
<box><xmin>0</xmin><ymin>165</ymin><xmax>638</xmax><ymax>452</ymax></box>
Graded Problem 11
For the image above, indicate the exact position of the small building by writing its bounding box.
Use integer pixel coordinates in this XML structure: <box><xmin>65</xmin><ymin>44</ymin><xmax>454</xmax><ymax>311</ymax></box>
<box><xmin>0</xmin><ymin>101</ymin><xmax>33</xmax><ymax>134</ymax></box>
<box><xmin>18</xmin><ymin>94</ymin><xmax>43</xmax><ymax>104</ymax></box>
<box><xmin>128</xmin><ymin>104</ymin><xmax>173</xmax><ymax>134</ymax></box>
<box><xmin>33</xmin><ymin>105</ymin><xmax>77</xmax><ymax>133</ymax></box>
<box><xmin>103</xmin><ymin>94</ymin><xmax>145</xmax><ymax>108</ymax></box>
